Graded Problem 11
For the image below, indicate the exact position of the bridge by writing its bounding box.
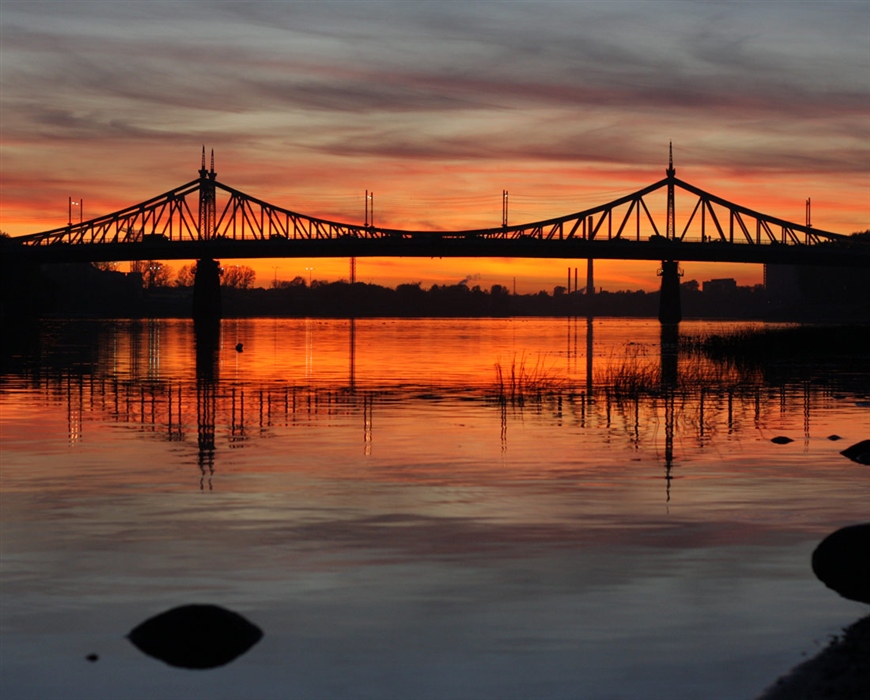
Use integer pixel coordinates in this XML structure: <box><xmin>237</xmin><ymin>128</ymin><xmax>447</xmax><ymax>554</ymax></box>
<box><xmin>5</xmin><ymin>146</ymin><xmax>868</xmax><ymax>325</ymax></box>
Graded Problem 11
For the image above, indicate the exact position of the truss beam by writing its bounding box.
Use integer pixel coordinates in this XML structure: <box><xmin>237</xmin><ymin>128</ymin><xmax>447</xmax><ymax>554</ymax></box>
<box><xmin>14</xmin><ymin>170</ymin><xmax>857</xmax><ymax>262</ymax></box>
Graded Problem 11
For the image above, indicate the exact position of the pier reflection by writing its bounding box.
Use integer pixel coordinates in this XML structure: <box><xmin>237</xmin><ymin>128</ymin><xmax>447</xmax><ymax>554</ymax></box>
<box><xmin>659</xmin><ymin>323</ymin><xmax>680</xmax><ymax>500</ymax></box>
<box><xmin>195</xmin><ymin>323</ymin><xmax>220</xmax><ymax>489</ymax></box>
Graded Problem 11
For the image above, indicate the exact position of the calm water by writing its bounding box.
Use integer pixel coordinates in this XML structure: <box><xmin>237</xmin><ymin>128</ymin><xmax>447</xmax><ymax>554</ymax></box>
<box><xmin>1</xmin><ymin>317</ymin><xmax>868</xmax><ymax>700</ymax></box>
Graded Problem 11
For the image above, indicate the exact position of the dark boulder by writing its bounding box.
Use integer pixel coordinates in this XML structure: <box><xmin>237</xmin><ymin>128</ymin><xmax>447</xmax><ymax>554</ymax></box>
<box><xmin>128</xmin><ymin>604</ymin><xmax>263</xmax><ymax>669</ymax></box>
<box><xmin>840</xmin><ymin>440</ymin><xmax>870</xmax><ymax>465</ymax></box>
<box><xmin>811</xmin><ymin>524</ymin><xmax>870</xmax><ymax>604</ymax></box>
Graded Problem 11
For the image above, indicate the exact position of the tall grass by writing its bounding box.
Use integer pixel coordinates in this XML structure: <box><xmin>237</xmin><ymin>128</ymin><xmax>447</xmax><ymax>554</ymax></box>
<box><xmin>595</xmin><ymin>346</ymin><xmax>661</xmax><ymax>394</ymax></box>
<box><xmin>594</xmin><ymin>344</ymin><xmax>761</xmax><ymax>396</ymax></box>
<box><xmin>493</xmin><ymin>353</ymin><xmax>565</xmax><ymax>404</ymax></box>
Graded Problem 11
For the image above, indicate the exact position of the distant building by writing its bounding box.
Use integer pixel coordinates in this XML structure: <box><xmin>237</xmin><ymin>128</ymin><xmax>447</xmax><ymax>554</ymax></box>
<box><xmin>702</xmin><ymin>278</ymin><xmax>737</xmax><ymax>294</ymax></box>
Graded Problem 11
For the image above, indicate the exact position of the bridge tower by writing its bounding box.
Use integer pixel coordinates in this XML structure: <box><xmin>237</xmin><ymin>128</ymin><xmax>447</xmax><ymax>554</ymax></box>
<box><xmin>193</xmin><ymin>148</ymin><xmax>222</xmax><ymax>333</ymax></box>
<box><xmin>659</xmin><ymin>143</ymin><xmax>682</xmax><ymax>325</ymax></box>
<box><xmin>198</xmin><ymin>146</ymin><xmax>217</xmax><ymax>239</ymax></box>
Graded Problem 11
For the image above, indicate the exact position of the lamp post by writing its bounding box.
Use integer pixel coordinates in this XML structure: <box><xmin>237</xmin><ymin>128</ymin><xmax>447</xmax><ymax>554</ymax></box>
<box><xmin>305</xmin><ymin>267</ymin><xmax>315</xmax><ymax>287</ymax></box>
<box><xmin>69</xmin><ymin>197</ymin><xmax>82</xmax><ymax>225</ymax></box>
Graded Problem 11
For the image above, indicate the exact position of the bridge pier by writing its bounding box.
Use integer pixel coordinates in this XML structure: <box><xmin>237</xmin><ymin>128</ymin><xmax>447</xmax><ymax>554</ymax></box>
<box><xmin>658</xmin><ymin>260</ymin><xmax>682</xmax><ymax>325</ymax></box>
<box><xmin>193</xmin><ymin>258</ymin><xmax>222</xmax><ymax>332</ymax></box>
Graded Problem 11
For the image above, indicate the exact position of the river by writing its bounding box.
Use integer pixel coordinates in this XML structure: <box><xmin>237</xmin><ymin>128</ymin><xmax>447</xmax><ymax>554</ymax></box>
<box><xmin>1</xmin><ymin>317</ymin><xmax>867</xmax><ymax>699</ymax></box>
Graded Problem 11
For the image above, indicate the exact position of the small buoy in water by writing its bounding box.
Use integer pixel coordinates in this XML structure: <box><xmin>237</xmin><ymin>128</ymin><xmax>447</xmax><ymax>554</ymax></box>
<box><xmin>827</xmin><ymin>435</ymin><xmax>843</xmax><ymax>441</ymax></box>
<box><xmin>771</xmin><ymin>436</ymin><xmax>793</xmax><ymax>444</ymax></box>
<box><xmin>128</xmin><ymin>604</ymin><xmax>263</xmax><ymax>669</ymax></box>
<box><xmin>86</xmin><ymin>653</ymin><xmax>99</xmax><ymax>662</ymax></box>
<box><xmin>235</xmin><ymin>343</ymin><xmax>243</xmax><ymax>353</ymax></box>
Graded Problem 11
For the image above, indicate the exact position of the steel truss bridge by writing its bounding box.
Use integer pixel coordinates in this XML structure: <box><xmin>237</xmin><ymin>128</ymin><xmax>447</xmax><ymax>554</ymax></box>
<box><xmin>7</xmin><ymin>149</ymin><xmax>869</xmax><ymax>268</ymax></box>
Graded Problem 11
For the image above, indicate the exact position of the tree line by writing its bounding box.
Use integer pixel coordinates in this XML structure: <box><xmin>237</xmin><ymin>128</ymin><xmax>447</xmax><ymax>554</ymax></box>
<box><xmin>94</xmin><ymin>260</ymin><xmax>258</xmax><ymax>289</ymax></box>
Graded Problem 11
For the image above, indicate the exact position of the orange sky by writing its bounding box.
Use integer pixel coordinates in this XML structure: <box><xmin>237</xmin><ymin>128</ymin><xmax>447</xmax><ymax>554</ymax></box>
<box><xmin>1</xmin><ymin>2</ymin><xmax>868</xmax><ymax>293</ymax></box>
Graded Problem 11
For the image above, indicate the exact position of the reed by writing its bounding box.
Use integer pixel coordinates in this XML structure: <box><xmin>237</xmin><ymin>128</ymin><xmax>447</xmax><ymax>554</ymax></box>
<box><xmin>493</xmin><ymin>352</ymin><xmax>565</xmax><ymax>404</ymax></box>
<box><xmin>594</xmin><ymin>344</ymin><xmax>761</xmax><ymax>396</ymax></box>
<box><xmin>595</xmin><ymin>347</ymin><xmax>661</xmax><ymax>394</ymax></box>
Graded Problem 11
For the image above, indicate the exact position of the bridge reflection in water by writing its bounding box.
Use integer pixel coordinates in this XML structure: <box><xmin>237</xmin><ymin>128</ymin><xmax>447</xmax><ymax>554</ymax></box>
<box><xmin>25</xmin><ymin>318</ymin><xmax>838</xmax><ymax>497</ymax></box>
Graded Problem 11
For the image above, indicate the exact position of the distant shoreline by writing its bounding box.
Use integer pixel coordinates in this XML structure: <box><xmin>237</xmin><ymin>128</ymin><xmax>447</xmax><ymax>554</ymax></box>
<box><xmin>1</xmin><ymin>261</ymin><xmax>865</xmax><ymax>324</ymax></box>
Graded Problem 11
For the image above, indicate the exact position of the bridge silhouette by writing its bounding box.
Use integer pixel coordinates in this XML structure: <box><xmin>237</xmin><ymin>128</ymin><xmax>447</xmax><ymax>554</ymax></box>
<box><xmin>6</xmin><ymin>146</ymin><xmax>868</xmax><ymax>324</ymax></box>
<box><xmin>13</xmin><ymin>147</ymin><xmax>865</xmax><ymax>264</ymax></box>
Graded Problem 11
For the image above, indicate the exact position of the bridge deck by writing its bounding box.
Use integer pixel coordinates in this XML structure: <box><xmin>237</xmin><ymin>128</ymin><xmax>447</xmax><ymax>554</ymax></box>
<box><xmin>5</xmin><ymin>236</ymin><xmax>868</xmax><ymax>268</ymax></box>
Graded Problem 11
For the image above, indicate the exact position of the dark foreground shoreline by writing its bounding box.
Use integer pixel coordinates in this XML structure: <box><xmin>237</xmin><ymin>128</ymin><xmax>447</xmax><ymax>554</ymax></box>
<box><xmin>757</xmin><ymin>616</ymin><xmax>870</xmax><ymax>700</ymax></box>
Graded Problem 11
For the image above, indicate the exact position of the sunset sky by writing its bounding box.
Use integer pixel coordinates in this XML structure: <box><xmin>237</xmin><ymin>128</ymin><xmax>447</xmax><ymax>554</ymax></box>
<box><xmin>1</xmin><ymin>1</ymin><xmax>868</xmax><ymax>293</ymax></box>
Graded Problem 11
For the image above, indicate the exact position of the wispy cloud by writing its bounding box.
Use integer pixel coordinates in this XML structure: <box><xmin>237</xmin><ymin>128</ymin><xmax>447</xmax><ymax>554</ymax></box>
<box><xmin>1</xmin><ymin>0</ymin><xmax>867</xmax><ymax>243</ymax></box>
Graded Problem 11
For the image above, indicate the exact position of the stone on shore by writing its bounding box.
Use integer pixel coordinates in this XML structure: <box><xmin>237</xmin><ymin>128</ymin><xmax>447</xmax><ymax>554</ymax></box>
<box><xmin>128</xmin><ymin>604</ymin><xmax>263</xmax><ymax>669</ymax></box>
<box><xmin>811</xmin><ymin>524</ymin><xmax>870</xmax><ymax>604</ymax></box>
<box><xmin>840</xmin><ymin>440</ymin><xmax>870</xmax><ymax>465</ymax></box>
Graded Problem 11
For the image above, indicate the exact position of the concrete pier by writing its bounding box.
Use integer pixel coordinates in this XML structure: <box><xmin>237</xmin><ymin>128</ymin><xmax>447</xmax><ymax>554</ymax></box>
<box><xmin>658</xmin><ymin>260</ymin><xmax>682</xmax><ymax>325</ymax></box>
<box><xmin>193</xmin><ymin>258</ymin><xmax>221</xmax><ymax>332</ymax></box>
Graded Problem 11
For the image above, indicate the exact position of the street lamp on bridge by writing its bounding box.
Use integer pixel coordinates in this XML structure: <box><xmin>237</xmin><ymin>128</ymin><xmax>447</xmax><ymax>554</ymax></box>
<box><xmin>68</xmin><ymin>197</ymin><xmax>82</xmax><ymax>226</ymax></box>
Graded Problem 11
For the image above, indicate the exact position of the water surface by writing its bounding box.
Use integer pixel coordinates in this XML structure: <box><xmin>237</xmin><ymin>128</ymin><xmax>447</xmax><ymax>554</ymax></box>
<box><xmin>1</xmin><ymin>318</ymin><xmax>868</xmax><ymax>699</ymax></box>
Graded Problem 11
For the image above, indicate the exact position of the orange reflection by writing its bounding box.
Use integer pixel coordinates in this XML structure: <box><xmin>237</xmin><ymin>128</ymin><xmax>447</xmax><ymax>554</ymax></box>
<box><xmin>2</xmin><ymin>318</ymin><xmax>867</xmax><ymax>500</ymax></box>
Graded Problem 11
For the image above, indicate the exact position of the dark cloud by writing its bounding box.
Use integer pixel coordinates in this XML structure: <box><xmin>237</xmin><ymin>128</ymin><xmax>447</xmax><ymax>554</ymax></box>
<box><xmin>4</xmin><ymin>1</ymin><xmax>866</xmax><ymax>124</ymax></box>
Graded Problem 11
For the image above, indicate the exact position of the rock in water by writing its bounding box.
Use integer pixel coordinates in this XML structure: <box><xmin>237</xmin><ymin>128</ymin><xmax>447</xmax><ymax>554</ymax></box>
<box><xmin>840</xmin><ymin>440</ymin><xmax>870</xmax><ymax>465</ymax></box>
<box><xmin>771</xmin><ymin>436</ymin><xmax>794</xmax><ymax>444</ymax></box>
<box><xmin>128</xmin><ymin>604</ymin><xmax>263</xmax><ymax>669</ymax></box>
<box><xmin>811</xmin><ymin>524</ymin><xmax>870</xmax><ymax>605</ymax></box>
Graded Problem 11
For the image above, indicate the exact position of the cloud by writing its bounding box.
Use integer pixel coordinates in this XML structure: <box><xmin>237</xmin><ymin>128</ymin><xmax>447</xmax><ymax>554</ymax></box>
<box><xmin>4</xmin><ymin>2</ymin><xmax>867</xmax><ymax>131</ymax></box>
<box><xmin>1</xmin><ymin>1</ymin><xmax>867</xmax><ymax>236</ymax></box>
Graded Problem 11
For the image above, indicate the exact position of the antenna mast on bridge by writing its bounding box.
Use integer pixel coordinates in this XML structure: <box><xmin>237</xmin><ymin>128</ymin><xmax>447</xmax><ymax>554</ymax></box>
<box><xmin>198</xmin><ymin>147</ymin><xmax>217</xmax><ymax>240</ymax></box>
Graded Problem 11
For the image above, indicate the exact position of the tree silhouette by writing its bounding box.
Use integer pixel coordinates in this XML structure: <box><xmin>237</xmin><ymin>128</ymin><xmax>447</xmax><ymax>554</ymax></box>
<box><xmin>222</xmin><ymin>264</ymin><xmax>256</xmax><ymax>289</ymax></box>
<box><xmin>131</xmin><ymin>260</ymin><xmax>173</xmax><ymax>289</ymax></box>
<box><xmin>176</xmin><ymin>263</ymin><xmax>196</xmax><ymax>287</ymax></box>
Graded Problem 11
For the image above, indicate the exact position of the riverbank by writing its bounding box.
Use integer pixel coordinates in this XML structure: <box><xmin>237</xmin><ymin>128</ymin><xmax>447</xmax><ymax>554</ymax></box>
<box><xmin>8</xmin><ymin>261</ymin><xmax>868</xmax><ymax>322</ymax></box>
<box><xmin>757</xmin><ymin>616</ymin><xmax>870</xmax><ymax>699</ymax></box>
